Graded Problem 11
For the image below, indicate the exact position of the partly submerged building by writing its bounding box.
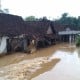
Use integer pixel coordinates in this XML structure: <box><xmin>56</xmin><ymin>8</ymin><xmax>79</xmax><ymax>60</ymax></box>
<box><xmin>1</xmin><ymin>13</ymin><xmax>80</xmax><ymax>55</ymax></box>
<box><xmin>25</xmin><ymin>21</ymin><xmax>56</xmax><ymax>48</ymax></box>
<box><xmin>0</xmin><ymin>13</ymin><xmax>26</xmax><ymax>54</ymax></box>
<box><xmin>53</xmin><ymin>22</ymin><xmax>80</xmax><ymax>43</ymax></box>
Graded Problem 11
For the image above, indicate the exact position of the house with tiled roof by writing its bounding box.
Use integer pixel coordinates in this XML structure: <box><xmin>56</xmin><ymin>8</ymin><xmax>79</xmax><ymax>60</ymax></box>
<box><xmin>0</xmin><ymin>13</ymin><xmax>27</xmax><ymax>54</ymax></box>
<box><xmin>25</xmin><ymin>21</ymin><xmax>56</xmax><ymax>48</ymax></box>
<box><xmin>53</xmin><ymin>21</ymin><xmax>80</xmax><ymax>43</ymax></box>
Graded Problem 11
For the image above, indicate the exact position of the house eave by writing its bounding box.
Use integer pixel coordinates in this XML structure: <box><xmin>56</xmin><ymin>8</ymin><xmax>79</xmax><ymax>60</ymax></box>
<box><xmin>58</xmin><ymin>30</ymin><xmax>80</xmax><ymax>35</ymax></box>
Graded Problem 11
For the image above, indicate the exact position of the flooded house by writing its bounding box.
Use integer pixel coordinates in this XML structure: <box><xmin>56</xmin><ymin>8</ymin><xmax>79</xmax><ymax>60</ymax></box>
<box><xmin>0</xmin><ymin>13</ymin><xmax>27</xmax><ymax>54</ymax></box>
<box><xmin>1</xmin><ymin>13</ymin><xmax>80</xmax><ymax>54</ymax></box>
<box><xmin>0</xmin><ymin>13</ymin><xmax>57</xmax><ymax>54</ymax></box>
<box><xmin>25</xmin><ymin>21</ymin><xmax>56</xmax><ymax>49</ymax></box>
<box><xmin>53</xmin><ymin>22</ymin><xmax>80</xmax><ymax>43</ymax></box>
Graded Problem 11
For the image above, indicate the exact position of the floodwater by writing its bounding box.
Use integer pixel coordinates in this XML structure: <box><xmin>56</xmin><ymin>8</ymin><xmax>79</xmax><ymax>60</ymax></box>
<box><xmin>0</xmin><ymin>43</ymin><xmax>79</xmax><ymax>80</ymax></box>
<box><xmin>32</xmin><ymin>44</ymin><xmax>80</xmax><ymax>80</ymax></box>
<box><xmin>0</xmin><ymin>44</ymin><xmax>60</xmax><ymax>67</ymax></box>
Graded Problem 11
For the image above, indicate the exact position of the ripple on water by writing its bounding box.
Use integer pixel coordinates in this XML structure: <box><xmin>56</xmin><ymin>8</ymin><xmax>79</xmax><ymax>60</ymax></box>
<box><xmin>32</xmin><ymin>49</ymin><xmax>80</xmax><ymax>80</ymax></box>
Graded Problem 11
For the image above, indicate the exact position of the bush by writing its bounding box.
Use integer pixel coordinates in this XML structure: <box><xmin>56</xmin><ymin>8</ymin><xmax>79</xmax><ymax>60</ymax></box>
<box><xmin>76</xmin><ymin>36</ymin><xmax>80</xmax><ymax>47</ymax></box>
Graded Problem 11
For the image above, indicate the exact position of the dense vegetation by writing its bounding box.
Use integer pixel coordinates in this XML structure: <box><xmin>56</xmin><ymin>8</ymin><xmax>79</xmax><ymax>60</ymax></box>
<box><xmin>55</xmin><ymin>13</ymin><xmax>80</xmax><ymax>29</ymax></box>
<box><xmin>76</xmin><ymin>36</ymin><xmax>80</xmax><ymax>47</ymax></box>
<box><xmin>25</xmin><ymin>13</ymin><xmax>80</xmax><ymax>29</ymax></box>
<box><xmin>25</xmin><ymin>16</ymin><xmax>48</xmax><ymax>21</ymax></box>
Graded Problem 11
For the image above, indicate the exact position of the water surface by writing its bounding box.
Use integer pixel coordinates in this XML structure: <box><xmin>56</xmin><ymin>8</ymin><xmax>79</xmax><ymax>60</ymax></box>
<box><xmin>0</xmin><ymin>43</ymin><xmax>78</xmax><ymax>80</ymax></box>
<box><xmin>32</xmin><ymin>45</ymin><xmax>80</xmax><ymax>80</ymax></box>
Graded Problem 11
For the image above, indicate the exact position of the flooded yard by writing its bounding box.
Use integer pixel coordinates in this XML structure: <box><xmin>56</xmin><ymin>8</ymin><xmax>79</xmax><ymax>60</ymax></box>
<box><xmin>0</xmin><ymin>43</ymin><xmax>79</xmax><ymax>80</ymax></box>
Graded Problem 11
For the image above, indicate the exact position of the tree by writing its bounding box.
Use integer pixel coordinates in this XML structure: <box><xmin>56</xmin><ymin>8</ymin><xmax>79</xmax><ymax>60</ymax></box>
<box><xmin>61</xmin><ymin>13</ymin><xmax>68</xmax><ymax>18</ymax></box>
<box><xmin>38</xmin><ymin>16</ymin><xmax>49</xmax><ymax>21</ymax></box>
<box><xmin>0</xmin><ymin>9</ymin><xmax>3</xmax><ymax>13</ymax></box>
<box><xmin>4</xmin><ymin>9</ymin><xmax>9</xmax><ymax>14</ymax></box>
<box><xmin>25</xmin><ymin>16</ymin><xmax>49</xmax><ymax>21</ymax></box>
<box><xmin>57</xmin><ymin>13</ymin><xmax>77</xmax><ymax>27</ymax></box>
<box><xmin>0</xmin><ymin>9</ymin><xmax>9</xmax><ymax>14</ymax></box>
<box><xmin>77</xmin><ymin>16</ymin><xmax>80</xmax><ymax>28</ymax></box>
<box><xmin>25</xmin><ymin>16</ymin><xmax>38</xmax><ymax>21</ymax></box>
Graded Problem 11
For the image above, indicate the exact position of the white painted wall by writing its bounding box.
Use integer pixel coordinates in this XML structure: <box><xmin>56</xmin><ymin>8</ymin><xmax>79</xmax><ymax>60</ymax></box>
<box><xmin>0</xmin><ymin>36</ymin><xmax>8</xmax><ymax>54</ymax></box>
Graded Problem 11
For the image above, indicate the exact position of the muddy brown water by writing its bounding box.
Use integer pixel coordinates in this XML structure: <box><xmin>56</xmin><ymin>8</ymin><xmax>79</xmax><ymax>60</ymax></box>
<box><xmin>32</xmin><ymin>44</ymin><xmax>80</xmax><ymax>80</ymax></box>
<box><xmin>0</xmin><ymin>43</ymin><xmax>79</xmax><ymax>80</ymax></box>
<box><xmin>0</xmin><ymin>44</ymin><xmax>61</xmax><ymax>68</ymax></box>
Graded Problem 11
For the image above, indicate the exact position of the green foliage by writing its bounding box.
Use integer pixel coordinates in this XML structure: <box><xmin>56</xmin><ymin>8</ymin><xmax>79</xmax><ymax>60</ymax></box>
<box><xmin>25</xmin><ymin>16</ymin><xmax>38</xmax><ymax>21</ymax></box>
<box><xmin>58</xmin><ymin>13</ymin><xmax>77</xmax><ymax>26</ymax></box>
<box><xmin>61</xmin><ymin>13</ymin><xmax>68</xmax><ymax>18</ymax></box>
<box><xmin>55</xmin><ymin>13</ymin><xmax>80</xmax><ymax>29</ymax></box>
<box><xmin>0</xmin><ymin>10</ymin><xmax>4</xmax><ymax>13</ymax></box>
<box><xmin>77</xmin><ymin>16</ymin><xmax>80</xmax><ymax>28</ymax></box>
<box><xmin>76</xmin><ymin>36</ymin><xmax>80</xmax><ymax>47</ymax></box>
<box><xmin>0</xmin><ymin>9</ymin><xmax>9</xmax><ymax>14</ymax></box>
<box><xmin>25</xmin><ymin>16</ymin><xmax>49</xmax><ymax>21</ymax></box>
<box><xmin>24</xmin><ymin>13</ymin><xmax>80</xmax><ymax>30</ymax></box>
